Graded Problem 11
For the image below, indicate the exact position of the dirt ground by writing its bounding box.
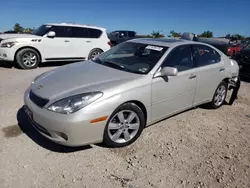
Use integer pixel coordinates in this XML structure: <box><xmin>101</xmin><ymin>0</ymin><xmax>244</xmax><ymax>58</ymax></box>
<box><xmin>0</xmin><ymin>63</ymin><xmax>250</xmax><ymax>188</ymax></box>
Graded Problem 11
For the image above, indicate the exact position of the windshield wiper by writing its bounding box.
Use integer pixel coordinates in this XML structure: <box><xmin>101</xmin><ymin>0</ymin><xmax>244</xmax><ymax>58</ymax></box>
<box><xmin>103</xmin><ymin>61</ymin><xmax>126</xmax><ymax>71</ymax></box>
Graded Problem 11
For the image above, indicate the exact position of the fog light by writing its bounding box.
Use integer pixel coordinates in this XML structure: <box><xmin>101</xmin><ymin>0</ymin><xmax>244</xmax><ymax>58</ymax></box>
<box><xmin>55</xmin><ymin>131</ymin><xmax>68</xmax><ymax>140</ymax></box>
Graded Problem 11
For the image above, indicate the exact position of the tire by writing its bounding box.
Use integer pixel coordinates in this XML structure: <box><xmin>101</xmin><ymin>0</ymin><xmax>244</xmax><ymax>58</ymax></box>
<box><xmin>209</xmin><ymin>81</ymin><xmax>228</xmax><ymax>109</ymax></box>
<box><xmin>103</xmin><ymin>103</ymin><xmax>145</xmax><ymax>148</ymax></box>
<box><xmin>15</xmin><ymin>48</ymin><xmax>40</xmax><ymax>69</ymax></box>
<box><xmin>87</xmin><ymin>49</ymin><xmax>103</xmax><ymax>60</ymax></box>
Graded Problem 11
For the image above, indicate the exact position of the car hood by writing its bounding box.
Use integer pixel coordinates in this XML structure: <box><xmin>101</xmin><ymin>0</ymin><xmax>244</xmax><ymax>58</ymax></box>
<box><xmin>31</xmin><ymin>61</ymin><xmax>143</xmax><ymax>101</ymax></box>
<box><xmin>0</xmin><ymin>34</ymin><xmax>42</xmax><ymax>43</ymax></box>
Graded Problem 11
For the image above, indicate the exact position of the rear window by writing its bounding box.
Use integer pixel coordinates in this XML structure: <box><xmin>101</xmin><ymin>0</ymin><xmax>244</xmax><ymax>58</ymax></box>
<box><xmin>69</xmin><ymin>27</ymin><xmax>102</xmax><ymax>38</ymax></box>
<box><xmin>87</xmin><ymin>28</ymin><xmax>102</xmax><ymax>38</ymax></box>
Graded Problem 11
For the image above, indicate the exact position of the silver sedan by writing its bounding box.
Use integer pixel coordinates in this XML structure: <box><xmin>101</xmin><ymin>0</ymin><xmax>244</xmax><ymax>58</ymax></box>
<box><xmin>24</xmin><ymin>38</ymin><xmax>239</xmax><ymax>147</ymax></box>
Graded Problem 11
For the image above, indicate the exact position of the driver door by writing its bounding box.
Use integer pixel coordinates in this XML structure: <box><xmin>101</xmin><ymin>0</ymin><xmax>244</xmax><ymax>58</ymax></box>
<box><xmin>151</xmin><ymin>45</ymin><xmax>197</xmax><ymax>122</ymax></box>
<box><xmin>43</xmin><ymin>26</ymin><xmax>73</xmax><ymax>60</ymax></box>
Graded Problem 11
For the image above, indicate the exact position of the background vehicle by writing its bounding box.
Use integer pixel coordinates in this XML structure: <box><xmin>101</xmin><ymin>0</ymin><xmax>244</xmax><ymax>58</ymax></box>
<box><xmin>0</xmin><ymin>23</ymin><xmax>112</xmax><ymax>69</ymax></box>
<box><xmin>228</xmin><ymin>40</ymin><xmax>250</xmax><ymax>57</ymax></box>
<box><xmin>181</xmin><ymin>32</ymin><xmax>230</xmax><ymax>55</ymax></box>
<box><xmin>108</xmin><ymin>30</ymin><xmax>136</xmax><ymax>45</ymax></box>
<box><xmin>227</xmin><ymin>44</ymin><xmax>241</xmax><ymax>57</ymax></box>
<box><xmin>24</xmin><ymin>38</ymin><xmax>239</xmax><ymax>148</ymax></box>
<box><xmin>235</xmin><ymin>43</ymin><xmax>250</xmax><ymax>79</ymax></box>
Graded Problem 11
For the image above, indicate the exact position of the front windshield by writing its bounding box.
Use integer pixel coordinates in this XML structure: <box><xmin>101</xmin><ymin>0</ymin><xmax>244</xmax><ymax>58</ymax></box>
<box><xmin>93</xmin><ymin>42</ymin><xmax>168</xmax><ymax>74</ymax></box>
<box><xmin>32</xmin><ymin>25</ymin><xmax>52</xmax><ymax>36</ymax></box>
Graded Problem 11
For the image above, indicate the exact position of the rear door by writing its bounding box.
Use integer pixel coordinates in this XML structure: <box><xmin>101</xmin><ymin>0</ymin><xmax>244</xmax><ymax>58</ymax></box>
<box><xmin>191</xmin><ymin>44</ymin><xmax>226</xmax><ymax>105</ymax></box>
<box><xmin>70</xmin><ymin>27</ymin><xmax>103</xmax><ymax>59</ymax></box>
<box><xmin>70</xmin><ymin>27</ymin><xmax>91</xmax><ymax>59</ymax></box>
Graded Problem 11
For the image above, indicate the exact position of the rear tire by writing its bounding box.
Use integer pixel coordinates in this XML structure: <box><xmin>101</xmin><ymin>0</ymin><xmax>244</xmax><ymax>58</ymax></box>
<box><xmin>15</xmin><ymin>48</ymin><xmax>40</xmax><ymax>69</ymax></box>
<box><xmin>208</xmin><ymin>81</ymin><xmax>228</xmax><ymax>109</ymax></box>
<box><xmin>103</xmin><ymin>103</ymin><xmax>145</xmax><ymax>148</ymax></box>
<box><xmin>88</xmin><ymin>49</ymin><xmax>103</xmax><ymax>60</ymax></box>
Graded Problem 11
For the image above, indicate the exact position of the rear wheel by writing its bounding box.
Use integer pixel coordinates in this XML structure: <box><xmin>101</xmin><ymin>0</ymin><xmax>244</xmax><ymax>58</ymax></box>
<box><xmin>88</xmin><ymin>49</ymin><xmax>103</xmax><ymax>60</ymax></box>
<box><xmin>103</xmin><ymin>103</ymin><xmax>145</xmax><ymax>147</ymax></box>
<box><xmin>209</xmin><ymin>81</ymin><xmax>228</xmax><ymax>109</ymax></box>
<box><xmin>15</xmin><ymin>48</ymin><xmax>40</xmax><ymax>69</ymax></box>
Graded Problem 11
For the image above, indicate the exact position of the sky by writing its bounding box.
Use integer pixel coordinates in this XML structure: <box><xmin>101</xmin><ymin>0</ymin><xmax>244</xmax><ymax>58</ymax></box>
<box><xmin>0</xmin><ymin>0</ymin><xmax>250</xmax><ymax>37</ymax></box>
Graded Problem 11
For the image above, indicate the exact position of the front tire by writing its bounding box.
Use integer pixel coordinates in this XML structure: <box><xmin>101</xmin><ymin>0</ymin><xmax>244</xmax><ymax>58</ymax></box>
<box><xmin>15</xmin><ymin>48</ymin><xmax>40</xmax><ymax>69</ymax></box>
<box><xmin>103</xmin><ymin>103</ymin><xmax>145</xmax><ymax>148</ymax></box>
<box><xmin>209</xmin><ymin>81</ymin><xmax>228</xmax><ymax>109</ymax></box>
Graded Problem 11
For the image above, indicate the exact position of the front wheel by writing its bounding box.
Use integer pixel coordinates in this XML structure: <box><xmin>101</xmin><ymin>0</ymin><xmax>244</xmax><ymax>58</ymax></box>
<box><xmin>15</xmin><ymin>48</ymin><xmax>40</xmax><ymax>69</ymax></box>
<box><xmin>103</xmin><ymin>103</ymin><xmax>145</xmax><ymax>147</ymax></box>
<box><xmin>209</xmin><ymin>81</ymin><xmax>228</xmax><ymax>109</ymax></box>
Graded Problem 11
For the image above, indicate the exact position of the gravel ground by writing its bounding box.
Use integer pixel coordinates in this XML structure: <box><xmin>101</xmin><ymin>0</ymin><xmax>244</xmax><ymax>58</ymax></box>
<box><xmin>0</xmin><ymin>63</ymin><xmax>250</xmax><ymax>188</ymax></box>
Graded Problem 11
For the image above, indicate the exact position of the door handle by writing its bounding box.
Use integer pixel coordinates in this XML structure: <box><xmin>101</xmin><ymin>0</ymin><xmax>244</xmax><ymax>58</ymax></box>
<box><xmin>86</xmin><ymin>41</ymin><xmax>91</xmax><ymax>43</ymax></box>
<box><xmin>219</xmin><ymin>67</ymin><xmax>225</xmax><ymax>72</ymax></box>
<box><xmin>189</xmin><ymin>74</ymin><xmax>196</xmax><ymax>79</ymax></box>
<box><xmin>64</xmin><ymin>40</ymin><xmax>70</xmax><ymax>42</ymax></box>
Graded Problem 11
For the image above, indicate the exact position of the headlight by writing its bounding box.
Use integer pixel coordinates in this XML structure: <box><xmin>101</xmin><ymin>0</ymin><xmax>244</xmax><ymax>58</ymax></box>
<box><xmin>48</xmin><ymin>92</ymin><xmax>103</xmax><ymax>114</ymax></box>
<box><xmin>1</xmin><ymin>42</ymin><xmax>18</xmax><ymax>48</ymax></box>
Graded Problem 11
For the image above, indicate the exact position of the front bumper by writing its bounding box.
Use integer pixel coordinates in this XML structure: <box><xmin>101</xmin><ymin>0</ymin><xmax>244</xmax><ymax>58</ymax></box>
<box><xmin>0</xmin><ymin>48</ymin><xmax>15</xmax><ymax>61</ymax></box>
<box><xmin>24</xmin><ymin>89</ymin><xmax>112</xmax><ymax>147</ymax></box>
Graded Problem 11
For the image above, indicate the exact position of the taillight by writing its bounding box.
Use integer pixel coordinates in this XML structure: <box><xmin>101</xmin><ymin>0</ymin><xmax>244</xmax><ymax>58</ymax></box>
<box><xmin>108</xmin><ymin>41</ymin><xmax>112</xmax><ymax>47</ymax></box>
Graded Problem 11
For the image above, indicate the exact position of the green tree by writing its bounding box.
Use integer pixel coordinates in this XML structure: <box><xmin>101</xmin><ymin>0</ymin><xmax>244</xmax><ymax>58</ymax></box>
<box><xmin>24</xmin><ymin>28</ymin><xmax>34</xmax><ymax>33</ymax></box>
<box><xmin>199</xmin><ymin>31</ymin><xmax>213</xmax><ymax>38</ymax></box>
<box><xmin>231</xmin><ymin>34</ymin><xmax>244</xmax><ymax>40</ymax></box>
<box><xmin>151</xmin><ymin>30</ymin><xmax>165</xmax><ymax>38</ymax></box>
<box><xmin>168</xmin><ymin>30</ymin><xmax>181</xmax><ymax>38</ymax></box>
<box><xmin>13</xmin><ymin>23</ymin><xmax>24</xmax><ymax>33</ymax></box>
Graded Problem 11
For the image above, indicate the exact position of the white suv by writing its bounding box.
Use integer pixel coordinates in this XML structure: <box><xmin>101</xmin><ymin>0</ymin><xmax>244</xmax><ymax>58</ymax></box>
<box><xmin>0</xmin><ymin>23</ymin><xmax>112</xmax><ymax>69</ymax></box>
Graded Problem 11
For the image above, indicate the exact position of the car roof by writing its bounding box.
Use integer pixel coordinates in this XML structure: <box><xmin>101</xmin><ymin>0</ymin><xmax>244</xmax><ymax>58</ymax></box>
<box><xmin>130</xmin><ymin>38</ymin><xmax>197</xmax><ymax>48</ymax></box>
<box><xmin>45</xmin><ymin>23</ymin><xmax>106</xmax><ymax>31</ymax></box>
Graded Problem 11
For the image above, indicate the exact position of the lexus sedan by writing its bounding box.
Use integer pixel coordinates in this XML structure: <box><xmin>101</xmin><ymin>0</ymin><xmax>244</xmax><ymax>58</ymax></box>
<box><xmin>24</xmin><ymin>38</ymin><xmax>239</xmax><ymax>148</ymax></box>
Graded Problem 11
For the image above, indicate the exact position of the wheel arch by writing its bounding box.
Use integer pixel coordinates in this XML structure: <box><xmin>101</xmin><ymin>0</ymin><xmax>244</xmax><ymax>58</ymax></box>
<box><xmin>14</xmin><ymin>46</ymin><xmax>42</xmax><ymax>62</ymax></box>
<box><xmin>121</xmin><ymin>100</ymin><xmax>148</xmax><ymax>127</ymax></box>
<box><xmin>222</xmin><ymin>77</ymin><xmax>229</xmax><ymax>85</ymax></box>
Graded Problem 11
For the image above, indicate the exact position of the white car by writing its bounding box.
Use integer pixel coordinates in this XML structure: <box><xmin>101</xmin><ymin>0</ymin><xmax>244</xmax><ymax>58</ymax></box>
<box><xmin>0</xmin><ymin>23</ymin><xmax>112</xmax><ymax>69</ymax></box>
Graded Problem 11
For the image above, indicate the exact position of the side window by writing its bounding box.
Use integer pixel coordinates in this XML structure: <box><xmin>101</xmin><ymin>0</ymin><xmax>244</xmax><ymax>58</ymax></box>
<box><xmin>87</xmin><ymin>28</ymin><xmax>102</xmax><ymax>38</ymax></box>
<box><xmin>50</xmin><ymin>26</ymin><xmax>72</xmax><ymax>38</ymax></box>
<box><xmin>192</xmin><ymin>45</ymin><xmax>221</xmax><ymax>67</ymax></box>
<box><xmin>128</xmin><ymin>31</ymin><xmax>136</xmax><ymax>37</ymax></box>
<box><xmin>71</xmin><ymin>27</ymin><xmax>88</xmax><ymax>38</ymax></box>
<box><xmin>119</xmin><ymin>31</ymin><xmax>126</xmax><ymax>38</ymax></box>
<box><xmin>162</xmin><ymin>45</ymin><xmax>193</xmax><ymax>72</ymax></box>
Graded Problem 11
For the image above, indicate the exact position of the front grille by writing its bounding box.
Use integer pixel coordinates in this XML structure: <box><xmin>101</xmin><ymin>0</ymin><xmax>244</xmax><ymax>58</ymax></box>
<box><xmin>29</xmin><ymin>90</ymin><xmax>49</xmax><ymax>108</ymax></box>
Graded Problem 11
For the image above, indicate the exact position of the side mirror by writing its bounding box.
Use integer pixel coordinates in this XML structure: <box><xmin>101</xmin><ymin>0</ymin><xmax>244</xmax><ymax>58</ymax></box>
<box><xmin>154</xmin><ymin>66</ymin><xmax>178</xmax><ymax>78</ymax></box>
<box><xmin>47</xmin><ymin>31</ymin><xmax>56</xmax><ymax>38</ymax></box>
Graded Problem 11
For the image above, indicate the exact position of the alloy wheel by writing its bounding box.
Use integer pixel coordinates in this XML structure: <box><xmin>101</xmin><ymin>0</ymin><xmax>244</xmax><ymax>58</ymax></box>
<box><xmin>22</xmin><ymin>52</ymin><xmax>37</xmax><ymax>67</ymax></box>
<box><xmin>214</xmin><ymin>85</ymin><xmax>226</xmax><ymax>106</ymax></box>
<box><xmin>107</xmin><ymin>110</ymin><xmax>140</xmax><ymax>144</ymax></box>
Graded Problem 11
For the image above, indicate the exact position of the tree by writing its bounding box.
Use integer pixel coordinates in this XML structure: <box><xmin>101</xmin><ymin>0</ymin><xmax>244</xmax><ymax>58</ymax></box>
<box><xmin>168</xmin><ymin>30</ymin><xmax>181</xmax><ymax>38</ymax></box>
<box><xmin>13</xmin><ymin>23</ymin><xmax>24</xmax><ymax>33</ymax></box>
<box><xmin>199</xmin><ymin>31</ymin><xmax>213</xmax><ymax>38</ymax></box>
<box><xmin>231</xmin><ymin>34</ymin><xmax>244</xmax><ymax>40</ymax></box>
<box><xmin>24</xmin><ymin>28</ymin><xmax>34</xmax><ymax>33</ymax></box>
<box><xmin>151</xmin><ymin>30</ymin><xmax>165</xmax><ymax>38</ymax></box>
